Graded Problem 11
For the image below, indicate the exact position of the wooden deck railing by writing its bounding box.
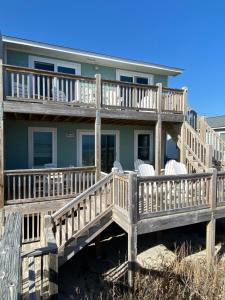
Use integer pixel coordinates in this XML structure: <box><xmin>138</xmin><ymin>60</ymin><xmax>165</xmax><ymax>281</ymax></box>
<box><xmin>4</xmin><ymin>166</ymin><xmax>96</xmax><ymax>203</ymax></box>
<box><xmin>113</xmin><ymin>172</ymin><xmax>129</xmax><ymax>212</ymax></box>
<box><xmin>197</xmin><ymin>116</ymin><xmax>225</xmax><ymax>163</ymax></box>
<box><xmin>3</xmin><ymin>65</ymin><xmax>186</xmax><ymax>114</ymax></box>
<box><xmin>137</xmin><ymin>172</ymin><xmax>212</xmax><ymax>218</ymax></box>
<box><xmin>51</xmin><ymin>173</ymin><xmax>113</xmax><ymax>248</ymax></box>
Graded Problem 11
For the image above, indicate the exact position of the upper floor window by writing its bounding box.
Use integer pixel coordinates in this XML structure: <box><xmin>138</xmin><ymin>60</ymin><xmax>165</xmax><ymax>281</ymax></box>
<box><xmin>116</xmin><ymin>69</ymin><xmax>153</xmax><ymax>85</ymax></box>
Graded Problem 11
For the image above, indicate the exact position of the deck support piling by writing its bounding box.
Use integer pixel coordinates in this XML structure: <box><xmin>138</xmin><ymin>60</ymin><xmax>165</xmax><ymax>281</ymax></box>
<box><xmin>127</xmin><ymin>171</ymin><xmax>138</xmax><ymax>290</ymax></box>
<box><xmin>206</xmin><ymin>168</ymin><xmax>217</xmax><ymax>266</ymax></box>
<box><xmin>95</xmin><ymin>74</ymin><xmax>101</xmax><ymax>181</ymax></box>
<box><xmin>155</xmin><ymin>83</ymin><xmax>162</xmax><ymax>175</ymax></box>
<box><xmin>0</xmin><ymin>33</ymin><xmax>4</xmax><ymax>209</ymax></box>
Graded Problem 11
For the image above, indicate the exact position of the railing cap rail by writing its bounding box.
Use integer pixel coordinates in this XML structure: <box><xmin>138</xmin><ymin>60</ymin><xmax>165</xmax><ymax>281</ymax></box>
<box><xmin>4</xmin><ymin>165</ymin><xmax>96</xmax><ymax>175</ymax></box>
<box><xmin>3</xmin><ymin>64</ymin><xmax>96</xmax><ymax>82</ymax></box>
<box><xmin>137</xmin><ymin>172</ymin><xmax>212</xmax><ymax>183</ymax></box>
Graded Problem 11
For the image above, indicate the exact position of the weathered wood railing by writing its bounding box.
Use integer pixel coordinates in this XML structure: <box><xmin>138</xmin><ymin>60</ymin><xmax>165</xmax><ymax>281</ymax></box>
<box><xmin>21</xmin><ymin>215</ymin><xmax>58</xmax><ymax>299</ymax></box>
<box><xmin>179</xmin><ymin>121</ymin><xmax>212</xmax><ymax>172</ymax></box>
<box><xmin>197</xmin><ymin>116</ymin><xmax>225</xmax><ymax>164</ymax></box>
<box><xmin>0</xmin><ymin>212</ymin><xmax>21</xmax><ymax>300</ymax></box>
<box><xmin>4</xmin><ymin>65</ymin><xmax>186</xmax><ymax>114</ymax></box>
<box><xmin>4</xmin><ymin>166</ymin><xmax>96</xmax><ymax>203</ymax></box>
<box><xmin>113</xmin><ymin>172</ymin><xmax>129</xmax><ymax>212</ymax></box>
<box><xmin>101</xmin><ymin>79</ymin><xmax>158</xmax><ymax>111</ymax></box>
<box><xmin>51</xmin><ymin>173</ymin><xmax>113</xmax><ymax>248</ymax></box>
<box><xmin>4</xmin><ymin>64</ymin><xmax>96</xmax><ymax>105</ymax></box>
<box><xmin>162</xmin><ymin>87</ymin><xmax>184</xmax><ymax>113</ymax></box>
<box><xmin>137</xmin><ymin>172</ymin><xmax>212</xmax><ymax>218</ymax></box>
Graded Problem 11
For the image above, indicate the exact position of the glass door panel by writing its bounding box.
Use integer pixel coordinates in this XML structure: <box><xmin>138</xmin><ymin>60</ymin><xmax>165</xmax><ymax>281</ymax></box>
<box><xmin>101</xmin><ymin>135</ymin><xmax>116</xmax><ymax>173</ymax></box>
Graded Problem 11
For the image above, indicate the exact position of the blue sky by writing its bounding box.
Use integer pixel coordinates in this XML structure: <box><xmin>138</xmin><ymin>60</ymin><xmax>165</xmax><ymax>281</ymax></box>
<box><xmin>1</xmin><ymin>0</ymin><xmax>225</xmax><ymax>116</ymax></box>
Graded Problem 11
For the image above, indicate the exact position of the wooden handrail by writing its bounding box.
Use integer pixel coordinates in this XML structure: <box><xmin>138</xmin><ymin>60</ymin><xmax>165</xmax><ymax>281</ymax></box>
<box><xmin>3</xmin><ymin>64</ymin><xmax>95</xmax><ymax>81</ymax></box>
<box><xmin>138</xmin><ymin>172</ymin><xmax>212</xmax><ymax>183</ymax></box>
<box><xmin>4</xmin><ymin>165</ymin><xmax>96</xmax><ymax>175</ymax></box>
<box><xmin>52</xmin><ymin>172</ymin><xmax>113</xmax><ymax>220</ymax></box>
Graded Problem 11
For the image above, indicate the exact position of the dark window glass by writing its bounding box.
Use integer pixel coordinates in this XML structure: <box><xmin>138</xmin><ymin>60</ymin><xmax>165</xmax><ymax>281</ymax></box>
<box><xmin>138</xmin><ymin>134</ymin><xmax>150</xmax><ymax>161</ymax></box>
<box><xmin>136</xmin><ymin>77</ymin><xmax>148</xmax><ymax>85</ymax></box>
<box><xmin>33</xmin><ymin>132</ymin><xmax>52</xmax><ymax>166</ymax></box>
<box><xmin>120</xmin><ymin>75</ymin><xmax>133</xmax><ymax>83</ymax></box>
<box><xmin>82</xmin><ymin>135</ymin><xmax>95</xmax><ymax>166</ymax></box>
<box><xmin>34</xmin><ymin>61</ymin><xmax>54</xmax><ymax>71</ymax></box>
<box><xmin>57</xmin><ymin>66</ymin><xmax>76</xmax><ymax>75</ymax></box>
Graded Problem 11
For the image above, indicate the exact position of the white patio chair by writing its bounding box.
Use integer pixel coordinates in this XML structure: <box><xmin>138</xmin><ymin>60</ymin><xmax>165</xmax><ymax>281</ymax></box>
<box><xmin>138</xmin><ymin>164</ymin><xmax>155</xmax><ymax>177</ymax></box>
<box><xmin>134</xmin><ymin>159</ymin><xmax>144</xmax><ymax>171</ymax></box>
<box><xmin>113</xmin><ymin>161</ymin><xmax>123</xmax><ymax>173</ymax></box>
<box><xmin>165</xmin><ymin>160</ymin><xmax>187</xmax><ymax>175</ymax></box>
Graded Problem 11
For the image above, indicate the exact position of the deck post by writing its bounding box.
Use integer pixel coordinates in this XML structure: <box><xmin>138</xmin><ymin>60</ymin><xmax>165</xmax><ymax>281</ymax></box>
<box><xmin>206</xmin><ymin>168</ymin><xmax>217</xmax><ymax>266</ymax></box>
<box><xmin>155</xmin><ymin>83</ymin><xmax>162</xmax><ymax>175</ymax></box>
<box><xmin>127</xmin><ymin>171</ymin><xmax>137</xmax><ymax>290</ymax></box>
<box><xmin>182</xmin><ymin>86</ymin><xmax>188</xmax><ymax>115</ymax></box>
<box><xmin>180</xmin><ymin>122</ymin><xmax>186</xmax><ymax>164</ymax></box>
<box><xmin>199</xmin><ymin>116</ymin><xmax>207</xmax><ymax>143</ymax></box>
<box><xmin>0</xmin><ymin>33</ymin><xmax>4</xmax><ymax>209</ymax></box>
<box><xmin>95</xmin><ymin>74</ymin><xmax>101</xmax><ymax>181</ymax></box>
<box><xmin>206</xmin><ymin>144</ymin><xmax>213</xmax><ymax>169</ymax></box>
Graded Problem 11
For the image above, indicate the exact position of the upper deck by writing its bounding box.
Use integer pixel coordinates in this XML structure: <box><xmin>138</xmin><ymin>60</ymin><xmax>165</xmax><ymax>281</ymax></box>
<box><xmin>2</xmin><ymin>64</ymin><xmax>186</xmax><ymax>123</ymax></box>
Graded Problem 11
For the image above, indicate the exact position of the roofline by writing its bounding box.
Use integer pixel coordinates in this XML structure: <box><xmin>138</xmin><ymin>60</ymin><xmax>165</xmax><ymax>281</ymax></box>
<box><xmin>2</xmin><ymin>35</ymin><xmax>183</xmax><ymax>76</ymax></box>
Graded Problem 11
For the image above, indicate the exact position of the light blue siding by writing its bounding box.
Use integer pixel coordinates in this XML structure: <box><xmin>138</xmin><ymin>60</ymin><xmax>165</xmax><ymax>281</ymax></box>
<box><xmin>6</xmin><ymin>50</ymin><xmax>168</xmax><ymax>86</ymax></box>
<box><xmin>5</xmin><ymin>120</ymin><xmax>155</xmax><ymax>170</ymax></box>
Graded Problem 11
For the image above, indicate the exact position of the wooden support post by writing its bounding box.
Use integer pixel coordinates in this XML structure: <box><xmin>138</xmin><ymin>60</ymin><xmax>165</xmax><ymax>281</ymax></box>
<box><xmin>127</xmin><ymin>171</ymin><xmax>137</xmax><ymax>291</ymax></box>
<box><xmin>161</xmin><ymin>126</ymin><xmax>166</xmax><ymax>171</ymax></box>
<box><xmin>181</xmin><ymin>86</ymin><xmax>188</xmax><ymax>115</ymax></box>
<box><xmin>206</xmin><ymin>168</ymin><xmax>217</xmax><ymax>266</ymax></box>
<box><xmin>0</xmin><ymin>34</ymin><xmax>4</xmax><ymax>209</ymax></box>
<box><xmin>95</xmin><ymin>74</ymin><xmax>101</xmax><ymax>181</ymax></box>
<box><xmin>155</xmin><ymin>83</ymin><xmax>162</xmax><ymax>175</ymax></box>
<box><xmin>180</xmin><ymin>122</ymin><xmax>186</xmax><ymax>164</ymax></box>
<box><xmin>199</xmin><ymin>116</ymin><xmax>207</xmax><ymax>143</ymax></box>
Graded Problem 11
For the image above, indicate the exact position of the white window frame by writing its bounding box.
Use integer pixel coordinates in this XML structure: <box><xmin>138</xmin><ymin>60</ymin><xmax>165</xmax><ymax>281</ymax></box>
<box><xmin>116</xmin><ymin>69</ymin><xmax>154</xmax><ymax>85</ymax></box>
<box><xmin>28</xmin><ymin>127</ymin><xmax>57</xmax><ymax>168</ymax></box>
<box><xmin>134</xmin><ymin>130</ymin><xmax>154</xmax><ymax>164</ymax></box>
<box><xmin>28</xmin><ymin>55</ymin><xmax>81</xmax><ymax>75</ymax></box>
<box><xmin>77</xmin><ymin>130</ymin><xmax>120</xmax><ymax>166</ymax></box>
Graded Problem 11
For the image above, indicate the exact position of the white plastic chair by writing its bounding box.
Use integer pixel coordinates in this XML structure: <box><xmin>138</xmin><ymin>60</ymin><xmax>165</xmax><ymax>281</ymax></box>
<box><xmin>138</xmin><ymin>164</ymin><xmax>155</xmax><ymax>177</ymax></box>
<box><xmin>134</xmin><ymin>159</ymin><xmax>144</xmax><ymax>171</ymax></box>
<box><xmin>113</xmin><ymin>161</ymin><xmax>123</xmax><ymax>173</ymax></box>
<box><xmin>165</xmin><ymin>160</ymin><xmax>187</xmax><ymax>175</ymax></box>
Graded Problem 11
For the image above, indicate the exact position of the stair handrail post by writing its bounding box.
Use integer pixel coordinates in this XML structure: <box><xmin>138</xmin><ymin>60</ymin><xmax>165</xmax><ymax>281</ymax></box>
<box><xmin>95</xmin><ymin>74</ymin><xmax>102</xmax><ymax>181</ymax></box>
<box><xmin>208</xmin><ymin>167</ymin><xmax>217</xmax><ymax>211</ymax></box>
<box><xmin>112</xmin><ymin>167</ymin><xmax>119</xmax><ymax>206</ymax></box>
<box><xmin>206</xmin><ymin>144</ymin><xmax>213</xmax><ymax>169</ymax></box>
<box><xmin>199</xmin><ymin>116</ymin><xmax>207</xmax><ymax>143</ymax></box>
<box><xmin>180</xmin><ymin>122</ymin><xmax>186</xmax><ymax>164</ymax></box>
<box><xmin>127</xmin><ymin>171</ymin><xmax>137</xmax><ymax>290</ymax></box>
<box><xmin>182</xmin><ymin>86</ymin><xmax>188</xmax><ymax>115</ymax></box>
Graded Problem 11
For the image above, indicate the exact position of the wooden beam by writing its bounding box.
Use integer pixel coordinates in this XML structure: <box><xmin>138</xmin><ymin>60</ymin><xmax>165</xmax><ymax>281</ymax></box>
<box><xmin>127</xmin><ymin>171</ymin><xmax>138</xmax><ymax>290</ymax></box>
<box><xmin>95</xmin><ymin>74</ymin><xmax>101</xmax><ymax>181</ymax></box>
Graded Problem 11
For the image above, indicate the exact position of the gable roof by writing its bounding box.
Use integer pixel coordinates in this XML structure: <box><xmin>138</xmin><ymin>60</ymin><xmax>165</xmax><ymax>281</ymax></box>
<box><xmin>2</xmin><ymin>35</ymin><xmax>183</xmax><ymax>76</ymax></box>
<box><xmin>207</xmin><ymin>115</ymin><xmax>225</xmax><ymax>129</ymax></box>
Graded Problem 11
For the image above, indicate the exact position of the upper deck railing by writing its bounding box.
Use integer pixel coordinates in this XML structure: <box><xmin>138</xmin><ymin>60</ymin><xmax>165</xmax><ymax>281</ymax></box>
<box><xmin>3</xmin><ymin>64</ymin><xmax>186</xmax><ymax>114</ymax></box>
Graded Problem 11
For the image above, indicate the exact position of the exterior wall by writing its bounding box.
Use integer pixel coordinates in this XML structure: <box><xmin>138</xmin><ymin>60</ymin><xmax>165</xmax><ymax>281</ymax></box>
<box><xmin>4</xmin><ymin>119</ymin><xmax>155</xmax><ymax>170</ymax></box>
<box><xmin>6</xmin><ymin>49</ymin><xmax>168</xmax><ymax>85</ymax></box>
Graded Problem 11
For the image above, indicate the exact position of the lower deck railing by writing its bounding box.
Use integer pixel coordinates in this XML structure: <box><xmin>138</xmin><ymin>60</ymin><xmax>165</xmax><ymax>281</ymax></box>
<box><xmin>4</xmin><ymin>166</ymin><xmax>96</xmax><ymax>204</ymax></box>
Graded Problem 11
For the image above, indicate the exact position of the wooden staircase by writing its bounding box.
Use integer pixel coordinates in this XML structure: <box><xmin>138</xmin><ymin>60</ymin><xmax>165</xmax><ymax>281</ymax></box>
<box><xmin>173</xmin><ymin>113</ymin><xmax>225</xmax><ymax>172</ymax></box>
<box><xmin>50</xmin><ymin>173</ymin><xmax>114</xmax><ymax>267</ymax></box>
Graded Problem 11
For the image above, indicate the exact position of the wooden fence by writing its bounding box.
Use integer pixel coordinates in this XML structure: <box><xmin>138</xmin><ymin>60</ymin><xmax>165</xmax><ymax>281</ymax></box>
<box><xmin>5</xmin><ymin>166</ymin><xmax>96</xmax><ymax>203</ymax></box>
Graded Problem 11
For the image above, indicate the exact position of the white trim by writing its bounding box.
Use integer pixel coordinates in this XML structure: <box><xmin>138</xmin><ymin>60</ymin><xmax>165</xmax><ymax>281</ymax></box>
<box><xmin>116</xmin><ymin>69</ymin><xmax>154</xmax><ymax>85</ymax></box>
<box><xmin>134</xmin><ymin>130</ymin><xmax>154</xmax><ymax>164</ymax></box>
<box><xmin>77</xmin><ymin>130</ymin><xmax>120</xmax><ymax>166</ymax></box>
<box><xmin>28</xmin><ymin>127</ymin><xmax>57</xmax><ymax>168</ymax></box>
<box><xmin>28</xmin><ymin>55</ymin><xmax>81</xmax><ymax>75</ymax></box>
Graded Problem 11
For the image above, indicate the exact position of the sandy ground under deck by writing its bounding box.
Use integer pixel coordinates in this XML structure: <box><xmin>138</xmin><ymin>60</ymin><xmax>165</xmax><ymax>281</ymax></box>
<box><xmin>58</xmin><ymin>220</ymin><xmax>225</xmax><ymax>299</ymax></box>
